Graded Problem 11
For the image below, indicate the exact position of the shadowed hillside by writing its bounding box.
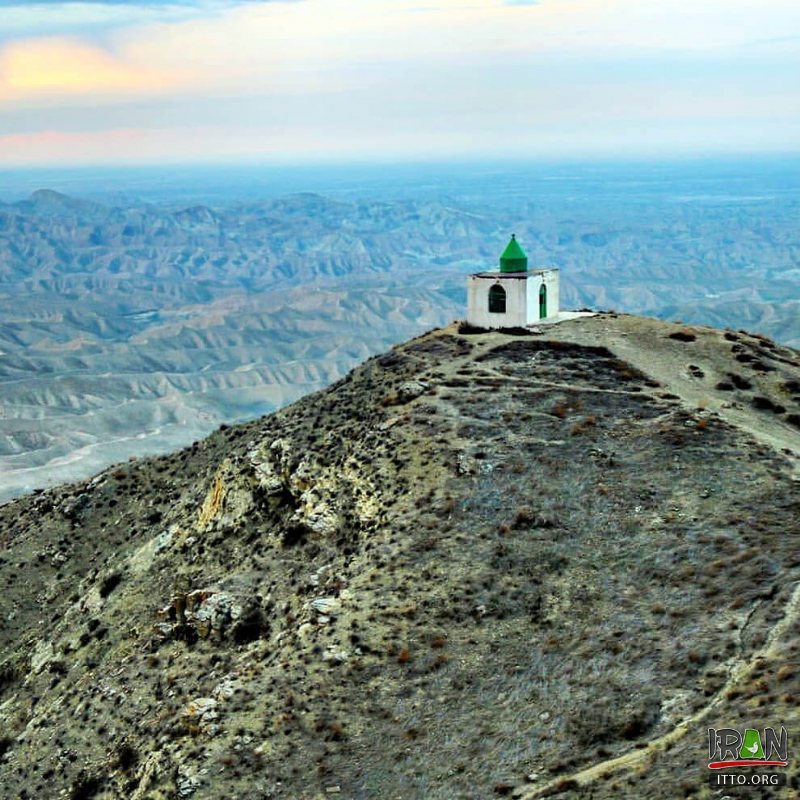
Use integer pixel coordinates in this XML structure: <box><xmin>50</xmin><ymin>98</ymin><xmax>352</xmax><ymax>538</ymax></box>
<box><xmin>0</xmin><ymin>313</ymin><xmax>799</xmax><ymax>799</ymax></box>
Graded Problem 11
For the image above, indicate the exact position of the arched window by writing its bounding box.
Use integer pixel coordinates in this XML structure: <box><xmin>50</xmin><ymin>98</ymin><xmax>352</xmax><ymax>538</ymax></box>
<box><xmin>539</xmin><ymin>284</ymin><xmax>547</xmax><ymax>319</ymax></box>
<box><xmin>488</xmin><ymin>284</ymin><xmax>506</xmax><ymax>314</ymax></box>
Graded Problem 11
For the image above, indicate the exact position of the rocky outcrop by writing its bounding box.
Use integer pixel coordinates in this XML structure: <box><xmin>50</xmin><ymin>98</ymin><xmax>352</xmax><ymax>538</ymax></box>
<box><xmin>247</xmin><ymin>435</ymin><xmax>384</xmax><ymax>544</ymax></box>
<box><xmin>156</xmin><ymin>577</ymin><xmax>268</xmax><ymax>644</ymax></box>
<box><xmin>196</xmin><ymin>458</ymin><xmax>256</xmax><ymax>531</ymax></box>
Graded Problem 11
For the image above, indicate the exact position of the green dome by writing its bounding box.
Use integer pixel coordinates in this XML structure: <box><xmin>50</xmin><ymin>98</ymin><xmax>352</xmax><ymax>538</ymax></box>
<box><xmin>499</xmin><ymin>234</ymin><xmax>528</xmax><ymax>273</ymax></box>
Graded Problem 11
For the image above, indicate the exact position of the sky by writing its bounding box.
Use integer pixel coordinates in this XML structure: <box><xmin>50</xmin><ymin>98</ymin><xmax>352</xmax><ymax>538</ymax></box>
<box><xmin>0</xmin><ymin>0</ymin><xmax>798</xmax><ymax>166</ymax></box>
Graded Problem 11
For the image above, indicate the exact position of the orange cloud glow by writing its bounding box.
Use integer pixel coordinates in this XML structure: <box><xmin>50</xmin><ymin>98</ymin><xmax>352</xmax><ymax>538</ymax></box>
<box><xmin>0</xmin><ymin>37</ymin><xmax>180</xmax><ymax>101</ymax></box>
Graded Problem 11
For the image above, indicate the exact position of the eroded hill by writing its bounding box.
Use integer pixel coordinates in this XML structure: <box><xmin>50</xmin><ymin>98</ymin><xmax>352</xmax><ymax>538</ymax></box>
<box><xmin>0</xmin><ymin>314</ymin><xmax>799</xmax><ymax>799</ymax></box>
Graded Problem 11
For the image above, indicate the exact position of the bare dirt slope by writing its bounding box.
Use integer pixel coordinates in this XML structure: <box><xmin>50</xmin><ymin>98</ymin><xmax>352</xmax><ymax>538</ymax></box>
<box><xmin>541</xmin><ymin>314</ymin><xmax>800</xmax><ymax>478</ymax></box>
<box><xmin>0</xmin><ymin>313</ymin><xmax>798</xmax><ymax>800</ymax></box>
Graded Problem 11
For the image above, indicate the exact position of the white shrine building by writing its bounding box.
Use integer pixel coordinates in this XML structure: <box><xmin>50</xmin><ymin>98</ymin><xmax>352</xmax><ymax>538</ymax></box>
<box><xmin>466</xmin><ymin>235</ymin><xmax>560</xmax><ymax>329</ymax></box>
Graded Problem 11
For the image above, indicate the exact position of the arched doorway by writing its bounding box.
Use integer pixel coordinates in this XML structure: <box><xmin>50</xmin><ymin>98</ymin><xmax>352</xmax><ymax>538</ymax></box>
<box><xmin>539</xmin><ymin>284</ymin><xmax>547</xmax><ymax>319</ymax></box>
<box><xmin>489</xmin><ymin>284</ymin><xmax>507</xmax><ymax>314</ymax></box>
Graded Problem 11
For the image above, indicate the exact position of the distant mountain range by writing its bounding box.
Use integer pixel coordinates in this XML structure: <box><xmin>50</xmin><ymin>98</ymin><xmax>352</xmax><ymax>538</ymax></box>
<box><xmin>0</xmin><ymin>179</ymin><xmax>798</xmax><ymax>501</ymax></box>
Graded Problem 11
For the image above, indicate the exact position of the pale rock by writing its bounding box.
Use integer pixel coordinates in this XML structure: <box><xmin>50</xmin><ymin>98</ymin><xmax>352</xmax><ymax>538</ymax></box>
<box><xmin>153</xmin><ymin>622</ymin><xmax>173</xmax><ymax>639</ymax></box>
<box><xmin>130</xmin><ymin>750</ymin><xmax>173</xmax><ymax>800</ymax></box>
<box><xmin>310</xmin><ymin>597</ymin><xmax>340</xmax><ymax>616</ymax></box>
<box><xmin>213</xmin><ymin>677</ymin><xmax>237</xmax><ymax>700</ymax></box>
<box><xmin>129</xmin><ymin>528</ymin><xmax>174</xmax><ymax>576</ymax></box>
<box><xmin>30</xmin><ymin>640</ymin><xmax>55</xmax><ymax>674</ymax></box>
<box><xmin>322</xmin><ymin>646</ymin><xmax>349</xmax><ymax>663</ymax></box>
<box><xmin>80</xmin><ymin>585</ymin><xmax>104</xmax><ymax>615</ymax></box>
<box><xmin>456</xmin><ymin>453</ymin><xmax>475</xmax><ymax>475</ymax></box>
<box><xmin>191</xmin><ymin>592</ymin><xmax>241</xmax><ymax>639</ymax></box>
<box><xmin>185</xmin><ymin>697</ymin><xmax>218</xmax><ymax>725</ymax></box>
<box><xmin>291</xmin><ymin>458</ymin><xmax>315</xmax><ymax>488</ymax></box>
<box><xmin>290</xmin><ymin>498</ymin><xmax>338</xmax><ymax>538</ymax></box>
<box><xmin>177</xmin><ymin>775</ymin><xmax>201</xmax><ymax>798</ymax></box>
<box><xmin>397</xmin><ymin>380</ymin><xmax>428</xmax><ymax>402</ymax></box>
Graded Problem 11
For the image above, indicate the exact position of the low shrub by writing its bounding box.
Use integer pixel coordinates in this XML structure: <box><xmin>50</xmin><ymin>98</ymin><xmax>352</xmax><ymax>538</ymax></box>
<box><xmin>728</xmin><ymin>373</ymin><xmax>752</xmax><ymax>390</ymax></box>
<box><xmin>457</xmin><ymin>321</ymin><xmax>487</xmax><ymax>335</ymax></box>
<box><xmin>752</xmin><ymin>397</ymin><xmax>786</xmax><ymax>414</ymax></box>
<box><xmin>497</xmin><ymin>326</ymin><xmax>532</xmax><ymax>336</ymax></box>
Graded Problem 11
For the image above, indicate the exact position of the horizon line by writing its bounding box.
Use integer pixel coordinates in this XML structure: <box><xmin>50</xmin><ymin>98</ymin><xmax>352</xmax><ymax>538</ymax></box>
<box><xmin>2</xmin><ymin>151</ymin><xmax>800</xmax><ymax>173</ymax></box>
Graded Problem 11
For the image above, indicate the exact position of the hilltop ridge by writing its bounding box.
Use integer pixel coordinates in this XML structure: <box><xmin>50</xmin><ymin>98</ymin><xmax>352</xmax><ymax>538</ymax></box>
<box><xmin>1</xmin><ymin>313</ymin><xmax>799</xmax><ymax>799</ymax></box>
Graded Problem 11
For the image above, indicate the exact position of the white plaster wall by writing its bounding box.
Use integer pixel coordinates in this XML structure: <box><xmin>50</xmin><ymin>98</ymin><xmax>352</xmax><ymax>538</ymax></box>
<box><xmin>467</xmin><ymin>276</ymin><xmax>528</xmax><ymax>328</ymax></box>
<box><xmin>547</xmin><ymin>270</ymin><xmax>561</xmax><ymax>319</ymax></box>
<box><xmin>526</xmin><ymin>269</ymin><xmax>560</xmax><ymax>324</ymax></box>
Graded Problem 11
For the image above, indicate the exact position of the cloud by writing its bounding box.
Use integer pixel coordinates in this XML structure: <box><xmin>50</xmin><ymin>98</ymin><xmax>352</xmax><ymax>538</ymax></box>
<box><xmin>0</xmin><ymin>1</ymin><xmax>270</xmax><ymax>5</ymax></box>
<box><xmin>0</xmin><ymin>1</ymin><xmax>261</xmax><ymax>44</ymax></box>
<box><xmin>0</xmin><ymin>0</ymin><xmax>798</xmax><ymax>164</ymax></box>
<box><xmin>0</xmin><ymin>37</ymin><xmax>182</xmax><ymax>100</ymax></box>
